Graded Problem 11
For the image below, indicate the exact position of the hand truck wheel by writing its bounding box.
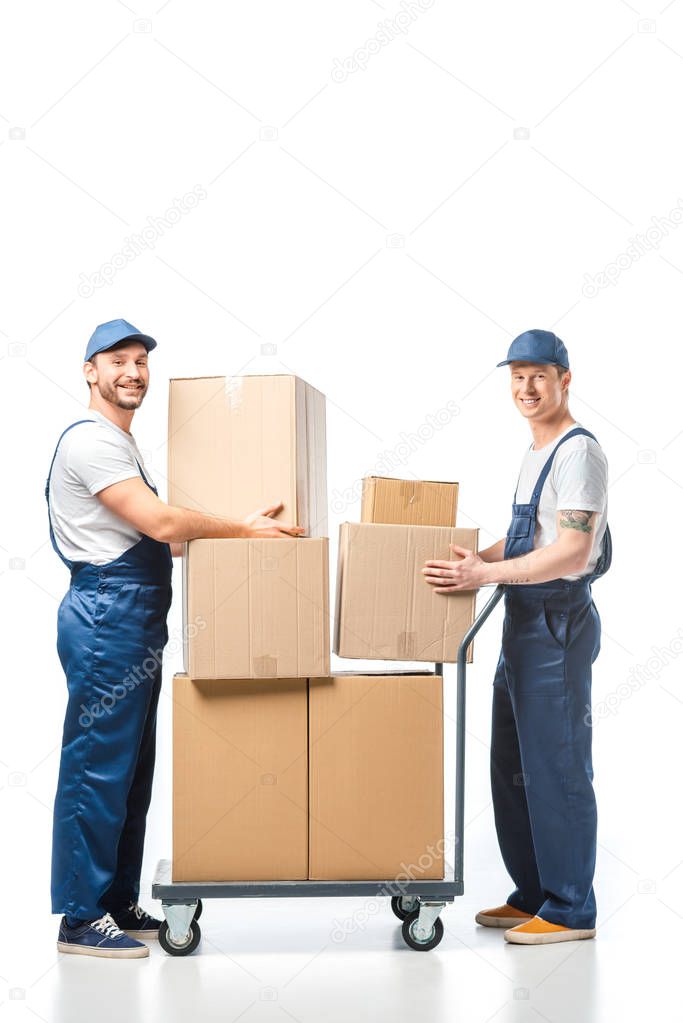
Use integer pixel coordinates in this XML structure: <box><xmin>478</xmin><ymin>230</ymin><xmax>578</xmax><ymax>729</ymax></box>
<box><xmin>193</xmin><ymin>899</ymin><xmax>203</xmax><ymax>922</ymax></box>
<box><xmin>390</xmin><ymin>895</ymin><xmax>420</xmax><ymax>921</ymax></box>
<box><xmin>401</xmin><ymin>910</ymin><xmax>444</xmax><ymax>951</ymax></box>
<box><xmin>158</xmin><ymin>919</ymin><xmax>202</xmax><ymax>956</ymax></box>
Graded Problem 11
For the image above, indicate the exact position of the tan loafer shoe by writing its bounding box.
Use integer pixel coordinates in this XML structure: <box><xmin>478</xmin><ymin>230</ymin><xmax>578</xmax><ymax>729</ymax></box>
<box><xmin>504</xmin><ymin>916</ymin><xmax>596</xmax><ymax>944</ymax></box>
<box><xmin>475</xmin><ymin>903</ymin><xmax>535</xmax><ymax>928</ymax></box>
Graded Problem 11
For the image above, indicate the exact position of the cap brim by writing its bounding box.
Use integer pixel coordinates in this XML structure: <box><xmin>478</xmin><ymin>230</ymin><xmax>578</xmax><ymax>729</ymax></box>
<box><xmin>123</xmin><ymin>332</ymin><xmax>157</xmax><ymax>352</ymax></box>
<box><xmin>497</xmin><ymin>357</ymin><xmax>564</xmax><ymax>368</ymax></box>
<box><xmin>86</xmin><ymin>333</ymin><xmax>157</xmax><ymax>361</ymax></box>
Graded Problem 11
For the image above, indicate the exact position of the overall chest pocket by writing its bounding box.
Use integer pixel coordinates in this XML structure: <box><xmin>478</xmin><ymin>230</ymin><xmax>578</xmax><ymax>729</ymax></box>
<box><xmin>507</xmin><ymin>509</ymin><xmax>534</xmax><ymax>539</ymax></box>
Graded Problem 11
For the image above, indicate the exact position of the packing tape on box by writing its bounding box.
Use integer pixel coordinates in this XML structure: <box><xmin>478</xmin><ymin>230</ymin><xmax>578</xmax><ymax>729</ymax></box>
<box><xmin>399</xmin><ymin>481</ymin><xmax>420</xmax><ymax>506</ymax></box>
<box><xmin>224</xmin><ymin>376</ymin><xmax>243</xmax><ymax>410</ymax></box>
<box><xmin>397</xmin><ymin>631</ymin><xmax>417</xmax><ymax>659</ymax></box>
<box><xmin>253</xmin><ymin>655</ymin><xmax>278</xmax><ymax>677</ymax></box>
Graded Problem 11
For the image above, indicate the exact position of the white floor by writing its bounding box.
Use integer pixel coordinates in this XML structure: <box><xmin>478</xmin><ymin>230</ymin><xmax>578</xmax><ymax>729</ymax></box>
<box><xmin>3</xmin><ymin>860</ymin><xmax>676</xmax><ymax>1023</ymax></box>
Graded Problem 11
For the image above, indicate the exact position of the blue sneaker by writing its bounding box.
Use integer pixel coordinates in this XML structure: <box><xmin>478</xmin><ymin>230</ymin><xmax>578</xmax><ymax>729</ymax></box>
<box><xmin>57</xmin><ymin>913</ymin><xmax>149</xmax><ymax>958</ymax></box>
<box><xmin>113</xmin><ymin>901</ymin><xmax>162</xmax><ymax>938</ymax></box>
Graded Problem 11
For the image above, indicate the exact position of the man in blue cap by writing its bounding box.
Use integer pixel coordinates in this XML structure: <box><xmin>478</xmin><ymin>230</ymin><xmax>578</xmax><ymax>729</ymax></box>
<box><xmin>46</xmin><ymin>319</ymin><xmax>303</xmax><ymax>958</ymax></box>
<box><xmin>423</xmin><ymin>329</ymin><xmax>611</xmax><ymax>945</ymax></box>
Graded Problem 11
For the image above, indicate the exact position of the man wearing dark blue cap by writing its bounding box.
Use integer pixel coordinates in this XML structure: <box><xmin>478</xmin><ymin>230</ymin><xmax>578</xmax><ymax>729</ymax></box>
<box><xmin>46</xmin><ymin>319</ymin><xmax>303</xmax><ymax>958</ymax></box>
<box><xmin>424</xmin><ymin>329</ymin><xmax>612</xmax><ymax>945</ymax></box>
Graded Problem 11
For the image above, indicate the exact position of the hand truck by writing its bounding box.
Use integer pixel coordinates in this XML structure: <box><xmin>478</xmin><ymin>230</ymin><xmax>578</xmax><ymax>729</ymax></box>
<box><xmin>152</xmin><ymin>585</ymin><xmax>506</xmax><ymax>954</ymax></box>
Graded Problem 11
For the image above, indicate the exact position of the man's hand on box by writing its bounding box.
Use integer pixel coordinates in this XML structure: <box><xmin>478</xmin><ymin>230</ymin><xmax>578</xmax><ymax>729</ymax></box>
<box><xmin>243</xmin><ymin>502</ymin><xmax>306</xmax><ymax>539</ymax></box>
<box><xmin>422</xmin><ymin>543</ymin><xmax>489</xmax><ymax>592</ymax></box>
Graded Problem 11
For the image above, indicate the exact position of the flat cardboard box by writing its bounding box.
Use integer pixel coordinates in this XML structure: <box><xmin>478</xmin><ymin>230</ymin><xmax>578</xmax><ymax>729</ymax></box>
<box><xmin>172</xmin><ymin>673</ymin><xmax>308</xmax><ymax>881</ymax></box>
<box><xmin>334</xmin><ymin>523</ymin><xmax>478</xmax><ymax>664</ymax></box>
<box><xmin>361</xmin><ymin>476</ymin><xmax>459</xmax><ymax>527</ymax></box>
<box><xmin>309</xmin><ymin>672</ymin><xmax>444</xmax><ymax>880</ymax></box>
<box><xmin>168</xmin><ymin>374</ymin><xmax>327</xmax><ymax>537</ymax></box>
<box><xmin>183</xmin><ymin>537</ymin><xmax>330</xmax><ymax>679</ymax></box>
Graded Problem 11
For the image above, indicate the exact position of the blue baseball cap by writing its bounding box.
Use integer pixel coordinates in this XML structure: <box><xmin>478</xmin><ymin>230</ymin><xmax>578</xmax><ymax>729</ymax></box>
<box><xmin>497</xmin><ymin>329</ymin><xmax>569</xmax><ymax>370</ymax></box>
<box><xmin>84</xmin><ymin>318</ymin><xmax>157</xmax><ymax>363</ymax></box>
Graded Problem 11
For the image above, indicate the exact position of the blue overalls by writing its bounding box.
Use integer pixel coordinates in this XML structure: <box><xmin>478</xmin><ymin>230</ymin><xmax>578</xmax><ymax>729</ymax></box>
<box><xmin>46</xmin><ymin>419</ymin><xmax>173</xmax><ymax>919</ymax></box>
<box><xmin>491</xmin><ymin>427</ymin><xmax>612</xmax><ymax>930</ymax></box>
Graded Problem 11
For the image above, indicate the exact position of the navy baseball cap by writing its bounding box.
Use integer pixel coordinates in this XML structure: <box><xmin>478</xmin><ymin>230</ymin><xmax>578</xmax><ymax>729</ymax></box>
<box><xmin>497</xmin><ymin>329</ymin><xmax>569</xmax><ymax>370</ymax></box>
<box><xmin>84</xmin><ymin>319</ymin><xmax>157</xmax><ymax>363</ymax></box>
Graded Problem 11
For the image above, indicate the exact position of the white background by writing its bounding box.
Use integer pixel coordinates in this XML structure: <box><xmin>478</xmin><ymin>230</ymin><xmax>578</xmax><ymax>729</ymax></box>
<box><xmin>1</xmin><ymin>1</ymin><xmax>682</xmax><ymax>1020</ymax></box>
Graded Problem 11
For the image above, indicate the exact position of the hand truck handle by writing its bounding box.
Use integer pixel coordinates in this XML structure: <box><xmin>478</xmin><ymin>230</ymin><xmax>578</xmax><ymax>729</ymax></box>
<box><xmin>453</xmin><ymin>584</ymin><xmax>506</xmax><ymax>884</ymax></box>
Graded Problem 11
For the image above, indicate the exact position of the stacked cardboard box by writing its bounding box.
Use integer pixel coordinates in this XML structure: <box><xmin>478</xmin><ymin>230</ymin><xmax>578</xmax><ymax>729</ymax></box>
<box><xmin>173</xmin><ymin>673</ymin><xmax>308</xmax><ymax>881</ymax></box>
<box><xmin>168</xmin><ymin>374</ymin><xmax>327</xmax><ymax>536</ymax></box>
<box><xmin>309</xmin><ymin>672</ymin><xmax>444</xmax><ymax>880</ymax></box>
<box><xmin>361</xmin><ymin>475</ymin><xmax>459</xmax><ymax>527</ymax></box>
<box><xmin>182</xmin><ymin>536</ymin><xmax>329</xmax><ymax>679</ymax></box>
<box><xmin>169</xmin><ymin>391</ymin><xmax>474</xmax><ymax>882</ymax></box>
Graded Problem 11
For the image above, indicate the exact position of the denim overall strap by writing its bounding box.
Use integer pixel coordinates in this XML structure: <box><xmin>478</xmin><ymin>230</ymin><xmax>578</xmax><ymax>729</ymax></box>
<box><xmin>45</xmin><ymin>420</ymin><xmax>97</xmax><ymax>570</ymax></box>
<box><xmin>524</xmin><ymin>427</ymin><xmax>598</xmax><ymax>505</ymax></box>
<box><xmin>134</xmin><ymin>457</ymin><xmax>157</xmax><ymax>494</ymax></box>
<box><xmin>505</xmin><ymin>427</ymin><xmax>602</xmax><ymax>563</ymax></box>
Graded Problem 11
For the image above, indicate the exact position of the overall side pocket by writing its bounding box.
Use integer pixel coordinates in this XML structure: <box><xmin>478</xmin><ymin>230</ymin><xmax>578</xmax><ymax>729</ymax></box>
<box><xmin>542</xmin><ymin>597</ymin><xmax>569</xmax><ymax>650</ymax></box>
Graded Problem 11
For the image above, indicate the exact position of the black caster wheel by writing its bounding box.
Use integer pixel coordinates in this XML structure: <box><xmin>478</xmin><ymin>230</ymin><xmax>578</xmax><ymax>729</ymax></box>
<box><xmin>401</xmin><ymin>910</ymin><xmax>444</xmax><ymax>951</ymax></box>
<box><xmin>193</xmin><ymin>899</ymin><xmax>203</xmax><ymax>922</ymax></box>
<box><xmin>158</xmin><ymin>920</ymin><xmax>202</xmax><ymax>956</ymax></box>
<box><xmin>391</xmin><ymin>895</ymin><xmax>420</xmax><ymax>921</ymax></box>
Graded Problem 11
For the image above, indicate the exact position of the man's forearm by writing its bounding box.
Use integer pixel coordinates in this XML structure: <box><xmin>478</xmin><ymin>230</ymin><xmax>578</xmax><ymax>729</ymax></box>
<box><xmin>479</xmin><ymin>537</ymin><xmax>506</xmax><ymax>563</ymax></box>
<box><xmin>483</xmin><ymin>541</ymin><xmax>587</xmax><ymax>585</ymax></box>
<box><xmin>158</xmin><ymin>505</ymin><xmax>247</xmax><ymax>543</ymax></box>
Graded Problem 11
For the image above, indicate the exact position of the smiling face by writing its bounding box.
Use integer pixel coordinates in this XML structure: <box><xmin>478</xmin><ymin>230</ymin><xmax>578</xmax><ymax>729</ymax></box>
<box><xmin>84</xmin><ymin>340</ymin><xmax>149</xmax><ymax>410</ymax></box>
<box><xmin>510</xmin><ymin>361</ymin><xmax>570</xmax><ymax>421</ymax></box>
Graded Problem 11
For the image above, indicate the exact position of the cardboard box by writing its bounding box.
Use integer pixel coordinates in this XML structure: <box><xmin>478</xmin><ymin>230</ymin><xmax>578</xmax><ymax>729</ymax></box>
<box><xmin>361</xmin><ymin>476</ymin><xmax>459</xmax><ymax>527</ymax></box>
<box><xmin>334</xmin><ymin>523</ymin><xmax>478</xmax><ymax>663</ymax></box>
<box><xmin>309</xmin><ymin>672</ymin><xmax>444</xmax><ymax>880</ymax></box>
<box><xmin>168</xmin><ymin>374</ymin><xmax>327</xmax><ymax>537</ymax></box>
<box><xmin>183</xmin><ymin>537</ymin><xmax>330</xmax><ymax>679</ymax></box>
<box><xmin>172</xmin><ymin>673</ymin><xmax>308</xmax><ymax>881</ymax></box>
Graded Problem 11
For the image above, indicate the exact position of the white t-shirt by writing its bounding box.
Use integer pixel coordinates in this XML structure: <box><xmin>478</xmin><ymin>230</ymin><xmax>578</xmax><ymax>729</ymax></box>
<box><xmin>48</xmin><ymin>410</ymin><xmax>157</xmax><ymax>567</ymax></box>
<box><xmin>513</xmin><ymin>421</ymin><xmax>608</xmax><ymax>581</ymax></box>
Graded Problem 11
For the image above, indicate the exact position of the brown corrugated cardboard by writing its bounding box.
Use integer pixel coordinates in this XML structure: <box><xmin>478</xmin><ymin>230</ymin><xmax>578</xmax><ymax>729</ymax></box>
<box><xmin>334</xmin><ymin>523</ymin><xmax>478</xmax><ymax>663</ymax></box>
<box><xmin>184</xmin><ymin>537</ymin><xmax>330</xmax><ymax>679</ymax></box>
<box><xmin>361</xmin><ymin>476</ymin><xmax>459</xmax><ymax>527</ymax></box>
<box><xmin>168</xmin><ymin>374</ymin><xmax>327</xmax><ymax>537</ymax></box>
<box><xmin>172</xmin><ymin>673</ymin><xmax>308</xmax><ymax>881</ymax></box>
<box><xmin>309</xmin><ymin>672</ymin><xmax>444</xmax><ymax>880</ymax></box>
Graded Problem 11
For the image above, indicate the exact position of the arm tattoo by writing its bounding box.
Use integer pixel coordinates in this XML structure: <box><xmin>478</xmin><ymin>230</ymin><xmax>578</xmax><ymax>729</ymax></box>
<box><xmin>559</xmin><ymin>509</ymin><xmax>595</xmax><ymax>534</ymax></box>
